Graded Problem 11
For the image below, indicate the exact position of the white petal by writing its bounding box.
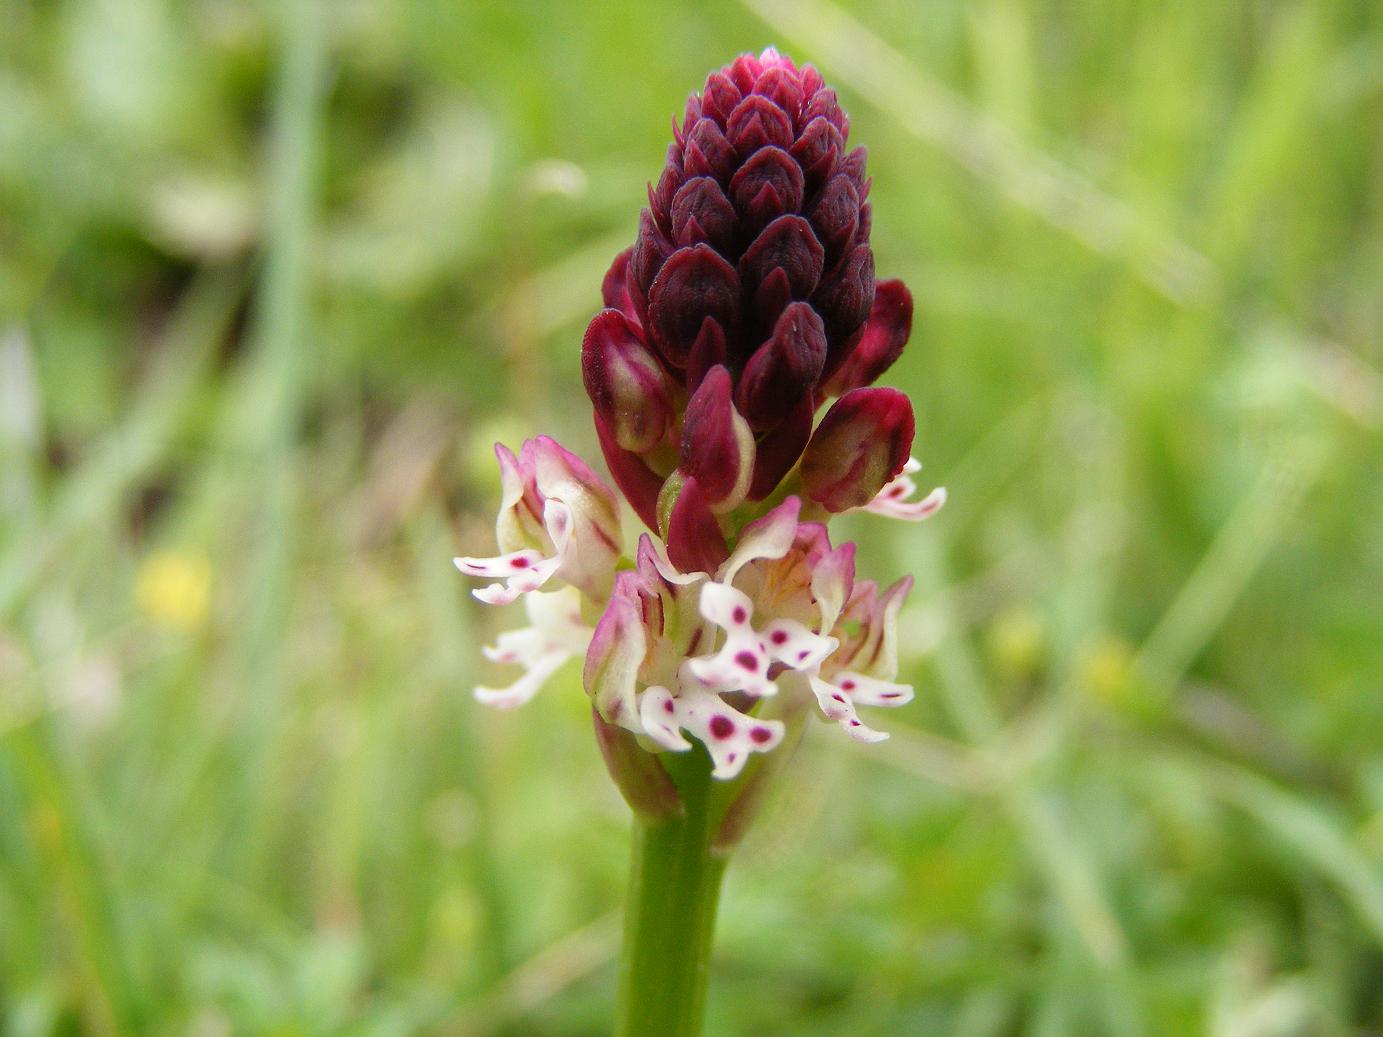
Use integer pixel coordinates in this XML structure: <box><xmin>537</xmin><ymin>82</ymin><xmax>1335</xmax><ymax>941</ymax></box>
<box><xmin>762</xmin><ymin>618</ymin><xmax>838</xmax><ymax>671</ymax></box>
<box><xmin>475</xmin><ymin>650</ymin><xmax>568</xmax><ymax>711</ymax></box>
<box><xmin>670</xmin><ymin>688</ymin><xmax>784</xmax><ymax>780</ymax></box>
<box><xmin>863</xmin><ymin>476</ymin><xmax>947</xmax><ymax>522</ymax></box>
<box><xmin>456</xmin><ymin>550</ymin><xmax>562</xmax><ymax>606</ymax></box>
<box><xmin>808</xmin><ymin>674</ymin><xmax>891</xmax><ymax>743</ymax></box>
<box><xmin>638</xmin><ymin>686</ymin><xmax>691</xmax><ymax>751</ymax></box>
<box><xmin>830</xmin><ymin>671</ymin><xmax>913</xmax><ymax>708</ymax></box>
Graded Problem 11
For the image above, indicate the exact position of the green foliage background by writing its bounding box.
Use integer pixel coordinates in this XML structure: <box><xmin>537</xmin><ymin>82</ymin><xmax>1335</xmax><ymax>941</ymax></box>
<box><xmin>2</xmin><ymin>0</ymin><xmax>1382</xmax><ymax>1033</ymax></box>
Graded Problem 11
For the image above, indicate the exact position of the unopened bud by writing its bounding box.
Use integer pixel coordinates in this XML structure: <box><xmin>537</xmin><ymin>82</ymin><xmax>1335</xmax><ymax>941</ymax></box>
<box><xmin>800</xmin><ymin>387</ymin><xmax>914</xmax><ymax>512</ymax></box>
<box><xmin>679</xmin><ymin>365</ymin><xmax>755</xmax><ymax>511</ymax></box>
<box><xmin>822</xmin><ymin>279</ymin><xmax>912</xmax><ymax>395</ymax></box>
<box><xmin>582</xmin><ymin>309</ymin><xmax>675</xmax><ymax>454</ymax></box>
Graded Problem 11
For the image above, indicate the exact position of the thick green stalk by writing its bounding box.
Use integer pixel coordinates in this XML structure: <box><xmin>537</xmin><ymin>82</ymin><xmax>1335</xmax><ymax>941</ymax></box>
<box><xmin>614</xmin><ymin>750</ymin><xmax>727</xmax><ymax>1037</ymax></box>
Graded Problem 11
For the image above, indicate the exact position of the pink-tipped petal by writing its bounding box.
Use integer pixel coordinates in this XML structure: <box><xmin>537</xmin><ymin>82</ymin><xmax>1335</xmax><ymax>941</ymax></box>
<box><xmin>864</xmin><ymin>458</ymin><xmax>947</xmax><ymax>521</ymax></box>
<box><xmin>720</xmin><ymin>496</ymin><xmax>802</xmax><ymax>584</ymax></box>
<box><xmin>808</xmin><ymin>673</ymin><xmax>890</xmax><ymax>743</ymax></box>
<box><xmin>583</xmin><ymin>572</ymin><xmax>648</xmax><ymax>729</ymax></box>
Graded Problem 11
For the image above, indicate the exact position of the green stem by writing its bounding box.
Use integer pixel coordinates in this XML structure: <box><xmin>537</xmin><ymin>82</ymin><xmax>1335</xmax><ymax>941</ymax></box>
<box><xmin>614</xmin><ymin>750</ymin><xmax>727</xmax><ymax>1037</ymax></box>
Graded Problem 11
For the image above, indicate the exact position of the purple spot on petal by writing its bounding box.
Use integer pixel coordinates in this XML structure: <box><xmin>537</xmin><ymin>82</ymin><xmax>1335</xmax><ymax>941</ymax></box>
<box><xmin>726</xmin><ymin>753</ymin><xmax>737</xmax><ymax>764</ymax></box>
<box><xmin>732</xmin><ymin>606</ymin><xmax>747</xmax><ymax>624</ymax></box>
<box><xmin>881</xmin><ymin>691</ymin><xmax>900</xmax><ymax>699</ymax></box>
<box><xmin>510</xmin><ymin>556</ymin><xmax>531</xmax><ymax>569</ymax></box>
<box><xmin>663</xmin><ymin>698</ymin><xmax>675</xmax><ymax>713</ymax></box>
<box><xmin>709</xmin><ymin>715</ymin><xmax>735</xmax><ymax>739</ymax></box>
<box><xmin>750</xmin><ymin>726</ymin><xmax>772</xmax><ymax>744</ymax></box>
<box><xmin>735</xmin><ymin>651</ymin><xmax>759</xmax><ymax>672</ymax></box>
<box><xmin>797</xmin><ymin>650</ymin><xmax>809</xmax><ymax>660</ymax></box>
<box><xmin>841</xmin><ymin>679</ymin><xmax>856</xmax><ymax>691</ymax></box>
<box><xmin>832</xmin><ymin>693</ymin><xmax>846</xmax><ymax>703</ymax></box>
<box><xmin>771</xmin><ymin>630</ymin><xmax>789</xmax><ymax>645</ymax></box>
<box><xmin>889</xmin><ymin>485</ymin><xmax>906</xmax><ymax>498</ymax></box>
<box><xmin>849</xmin><ymin>719</ymin><xmax>861</xmax><ymax>727</ymax></box>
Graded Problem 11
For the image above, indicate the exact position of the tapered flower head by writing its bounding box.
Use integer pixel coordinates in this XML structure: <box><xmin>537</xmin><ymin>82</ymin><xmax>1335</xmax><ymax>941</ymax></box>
<box><xmin>457</xmin><ymin>50</ymin><xmax>945</xmax><ymax>821</ymax></box>
<box><xmin>582</xmin><ymin>48</ymin><xmax>918</xmax><ymax>549</ymax></box>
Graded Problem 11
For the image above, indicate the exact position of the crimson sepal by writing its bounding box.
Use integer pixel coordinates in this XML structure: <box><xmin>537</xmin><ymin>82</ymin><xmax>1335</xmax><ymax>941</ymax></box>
<box><xmin>738</xmin><ymin>214</ymin><xmax>824</xmax><ymax>302</ymax></box>
<box><xmin>679</xmin><ymin>365</ymin><xmax>754</xmax><ymax>509</ymax></box>
<box><xmin>726</xmin><ymin>94</ymin><xmax>793</xmax><ymax>157</ymax></box>
<box><xmin>730</xmin><ymin>147</ymin><xmax>804</xmax><ymax>231</ymax></box>
<box><xmin>594</xmin><ymin>412</ymin><xmax>666</xmax><ymax>531</ymax></box>
<box><xmin>666</xmin><ymin>476</ymin><xmax>729</xmax><ymax>574</ymax></box>
<box><xmin>800</xmin><ymin>387</ymin><xmax>914</xmax><ymax>512</ymax></box>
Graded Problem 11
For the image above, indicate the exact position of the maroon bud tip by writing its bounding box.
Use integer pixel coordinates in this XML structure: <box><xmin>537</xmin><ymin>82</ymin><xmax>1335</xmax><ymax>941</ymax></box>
<box><xmin>735</xmin><ymin>302</ymin><xmax>826</xmax><ymax>431</ymax></box>
<box><xmin>647</xmin><ymin>245</ymin><xmax>739</xmax><ymax>368</ymax></box>
<box><xmin>822</xmin><ymin>278</ymin><xmax>913</xmax><ymax>395</ymax></box>
<box><xmin>800</xmin><ymin>387</ymin><xmax>914</xmax><ymax>512</ymax></box>
<box><xmin>680</xmin><ymin>365</ymin><xmax>755</xmax><ymax>508</ymax></box>
<box><xmin>748</xmin><ymin>395</ymin><xmax>815</xmax><ymax>500</ymax></box>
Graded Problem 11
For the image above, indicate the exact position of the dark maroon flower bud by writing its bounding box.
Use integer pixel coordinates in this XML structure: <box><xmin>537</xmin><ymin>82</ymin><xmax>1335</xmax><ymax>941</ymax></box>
<box><xmin>754</xmin><ymin>66</ymin><xmax>805</xmax><ymax>121</ymax></box>
<box><xmin>814</xmin><ymin>243</ymin><xmax>875</xmax><ymax>347</ymax></box>
<box><xmin>679</xmin><ymin>365</ymin><xmax>754</xmax><ymax>510</ymax></box>
<box><xmin>738</xmin><ymin>215</ymin><xmax>824</xmax><ymax>301</ymax></box>
<box><xmin>749</xmin><ymin>395</ymin><xmax>814</xmax><ymax>500</ymax></box>
<box><xmin>666</xmin><ymin>476</ymin><xmax>729</xmax><ymax>574</ymax></box>
<box><xmin>735</xmin><ymin>302</ymin><xmax>826</xmax><ymax>431</ymax></box>
<box><xmin>647</xmin><ymin>245</ymin><xmax>739</xmax><ymax>367</ymax></box>
<box><xmin>701</xmin><ymin>71</ymin><xmax>742</xmax><ymax>125</ymax></box>
<box><xmin>730</xmin><ymin>147</ymin><xmax>804</xmax><ymax>230</ymax></box>
<box><xmin>804</xmin><ymin>88</ymin><xmax>848</xmax><ymax>136</ymax></box>
<box><xmin>810</xmin><ymin>175</ymin><xmax>861</xmax><ymax>257</ymax></box>
<box><xmin>727</xmin><ymin>95</ymin><xmax>794</xmax><ymax>158</ymax></box>
<box><xmin>670</xmin><ymin>177</ymin><xmax>737</xmax><ymax>252</ymax></box>
<box><xmin>822</xmin><ymin>279</ymin><xmax>912</xmax><ymax>396</ymax></box>
<box><xmin>582</xmin><ymin>309</ymin><xmax>675</xmax><ymax>454</ymax></box>
<box><xmin>684</xmin><ymin>118</ymin><xmax>735</xmax><ymax>180</ymax></box>
<box><xmin>792</xmin><ymin>117</ymin><xmax>844</xmax><ymax>191</ymax></box>
<box><xmin>584</xmin><ymin>48</ymin><xmax>921</xmax><ymax>518</ymax></box>
<box><xmin>800</xmin><ymin>387</ymin><xmax>914</xmax><ymax>512</ymax></box>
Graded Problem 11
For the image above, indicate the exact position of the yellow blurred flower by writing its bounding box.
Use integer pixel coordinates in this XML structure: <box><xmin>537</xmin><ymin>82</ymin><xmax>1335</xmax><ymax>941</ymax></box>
<box><xmin>986</xmin><ymin>605</ymin><xmax>1044</xmax><ymax>682</ymax></box>
<box><xmin>1080</xmin><ymin>635</ymin><xmax>1136</xmax><ymax>703</ymax></box>
<box><xmin>135</xmin><ymin>550</ymin><xmax>212</xmax><ymax>632</ymax></box>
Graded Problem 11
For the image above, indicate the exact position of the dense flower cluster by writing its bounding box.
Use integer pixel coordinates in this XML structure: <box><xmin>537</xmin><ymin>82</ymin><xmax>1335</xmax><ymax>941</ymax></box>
<box><xmin>457</xmin><ymin>49</ymin><xmax>943</xmax><ymax>788</ymax></box>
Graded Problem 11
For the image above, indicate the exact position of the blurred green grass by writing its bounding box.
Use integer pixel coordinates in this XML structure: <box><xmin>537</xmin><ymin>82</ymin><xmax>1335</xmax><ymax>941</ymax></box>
<box><xmin>2</xmin><ymin>0</ymin><xmax>1382</xmax><ymax>1034</ymax></box>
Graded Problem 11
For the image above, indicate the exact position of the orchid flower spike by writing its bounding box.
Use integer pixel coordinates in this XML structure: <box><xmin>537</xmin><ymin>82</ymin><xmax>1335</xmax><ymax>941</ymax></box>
<box><xmin>456</xmin><ymin>48</ymin><xmax>945</xmax><ymax>813</ymax></box>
